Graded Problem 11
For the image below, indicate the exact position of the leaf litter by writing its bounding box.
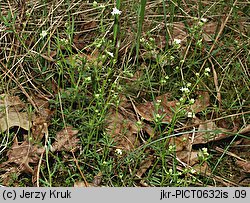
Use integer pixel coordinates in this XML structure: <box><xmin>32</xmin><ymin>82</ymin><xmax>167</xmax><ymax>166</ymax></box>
<box><xmin>105</xmin><ymin>85</ymin><xmax>250</xmax><ymax>184</ymax></box>
<box><xmin>0</xmin><ymin>8</ymin><xmax>249</xmax><ymax>186</ymax></box>
<box><xmin>0</xmin><ymin>94</ymin><xmax>80</xmax><ymax>185</ymax></box>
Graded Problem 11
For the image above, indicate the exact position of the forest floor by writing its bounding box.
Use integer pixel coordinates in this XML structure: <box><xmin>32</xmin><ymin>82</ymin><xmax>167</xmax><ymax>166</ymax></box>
<box><xmin>0</xmin><ymin>0</ymin><xmax>249</xmax><ymax>187</ymax></box>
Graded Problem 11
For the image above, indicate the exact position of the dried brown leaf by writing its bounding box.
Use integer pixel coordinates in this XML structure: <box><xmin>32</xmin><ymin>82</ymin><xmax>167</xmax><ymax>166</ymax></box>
<box><xmin>0</xmin><ymin>166</ymin><xmax>21</xmax><ymax>186</ymax></box>
<box><xmin>168</xmin><ymin>134</ymin><xmax>190</xmax><ymax>152</ymax></box>
<box><xmin>106</xmin><ymin>108</ymin><xmax>140</xmax><ymax>151</ymax></box>
<box><xmin>193</xmin><ymin>121</ymin><xmax>231</xmax><ymax>144</ymax></box>
<box><xmin>0</xmin><ymin>94</ymin><xmax>25</xmax><ymax>110</ymax></box>
<box><xmin>0</xmin><ymin>94</ymin><xmax>32</xmax><ymax>132</ymax></box>
<box><xmin>92</xmin><ymin>172</ymin><xmax>102</xmax><ymax>186</ymax></box>
<box><xmin>236</xmin><ymin>160</ymin><xmax>250</xmax><ymax>173</ymax></box>
<box><xmin>0</xmin><ymin>111</ymin><xmax>32</xmax><ymax>132</ymax></box>
<box><xmin>51</xmin><ymin>126</ymin><xmax>79</xmax><ymax>152</ymax></box>
<box><xmin>239</xmin><ymin>124</ymin><xmax>250</xmax><ymax>134</ymax></box>
<box><xmin>203</xmin><ymin>21</ymin><xmax>218</xmax><ymax>42</ymax></box>
<box><xmin>135</xmin><ymin>94</ymin><xmax>177</xmax><ymax>123</ymax></box>
<box><xmin>31</xmin><ymin>96</ymin><xmax>53</xmax><ymax>142</ymax></box>
<box><xmin>169</xmin><ymin>22</ymin><xmax>188</xmax><ymax>44</ymax></box>
<box><xmin>74</xmin><ymin>181</ymin><xmax>87</xmax><ymax>187</ymax></box>
<box><xmin>5</xmin><ymin>140</ymin><xmax>43</xmax><ymax>174</ymax></box>
<box><xmin>136</xmin><ymin>157</ymin><xmax>153</xmax><ymax>178</ymax></box>
<box><xmin>176</xmin><ymin>151</ymin><xmax>200</xmax><ymax>166</ymax></box>
<box><xmin>74</xmin><ymin>172</ymin><xmax>102</xmax><ymax>187</ymax></box>
<box><xmin>189</xmin><ymin>91</ymin><xmax>210</xmax><ymax>113</ymax></box>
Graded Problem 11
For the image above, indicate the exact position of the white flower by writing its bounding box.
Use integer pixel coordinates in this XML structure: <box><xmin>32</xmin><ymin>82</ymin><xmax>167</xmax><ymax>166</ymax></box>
<box><xmin>106</xmin><ymin>51</ymin><xmax>114</xmax><ymax>58</ymax></box>
<box><xmin>111</xmin><ymin>7</ymin><xmax>122</xmax><ymax>15</ymax></box>
<box><xmin>205</xmin><ymin>67</ymin><xmax>211</xmax><ymax>72</ymax></box>
<box><xmin>189</xmin><ymin>98</ymin><xmax>195</xmax><ymax>104</ymax></box>
<box><xmin>187</xmin><ymin>112</ymin><xmax>195</xmax><ymax>118</ymax></box>
<box><xmin>95</xmin><ymin>94</ymin><xmax>100</xmax><ymax>98</ymax></box>
<box><xmin>115</xmin><ymin>148</ymin><xmax>123</xmax><ymax>155</ymax></box>
<box><xmin>173</xmin><ymin>38</ymin><xmax>182</xmax><ymax>44</ymax></box>
<box><xmin>190</xmin><ymin>168</ymin><xmax>196</xmax><ymax>174</ymax></box>
<box><xmin>179</xmin><ymin>97</ymin><xmax>185</xmax><ymax>103</ymax></box>
<box><xmin>85</xmin><ymin>76</ymin><xmax>91</xmax><ymax>82</ymax></box>
<box><xmin>156</xmin><ymin>99</ymin><xmax>161</xmax><ymax>103</ymax></box>
<box><xmin>93</xmin><ymin>1</ymin><xmax>98</xmax><ymax>7</ymax></box>
<box><xmin>40</xmin><ymin>30</ymin><xmax>47</xmax><ymax>38</ymax></box>
<box><xmin>201</xmin><ymin>18</ymin><xmax>207</xmax><ymax>23</ymax></box>
<box><xmin>180</xmin><ymin>87</ymin><xmax>190</xmax><ymax>94</ymax></box>
<box><xmin>204</xmin><ymin>67</ymin><xmax>211</xmax><ymax>76</ymax></box>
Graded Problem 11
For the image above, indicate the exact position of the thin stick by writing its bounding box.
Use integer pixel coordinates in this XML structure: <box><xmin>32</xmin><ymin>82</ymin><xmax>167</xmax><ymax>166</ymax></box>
<box><xmin>71</xmin><ymin>151</ymin><xmax>89</xmax><ymax>187</ymax></box>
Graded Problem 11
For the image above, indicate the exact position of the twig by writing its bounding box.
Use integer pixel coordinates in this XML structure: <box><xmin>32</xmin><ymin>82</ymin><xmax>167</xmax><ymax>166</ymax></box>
<box><xmin>71</xmin><ymin>151</ymin><xmax>89</xmax><ymax>187</ymax></box>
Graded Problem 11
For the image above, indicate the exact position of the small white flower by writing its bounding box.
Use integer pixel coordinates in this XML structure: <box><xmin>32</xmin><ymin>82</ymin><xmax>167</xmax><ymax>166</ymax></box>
<box><xmin>205</xmin><ymin>67</ymin><xmax>211</xmax><ymax>72</ymax></box>
<box><xmin>85</xmin><ymin>76</ymin><xmax>91</xmax><ymax>82</ymax></box>
<box><xmin>170</xmin><ymin>56</ymin><xmax>175</xmax><ymax>61</ymax></box>
<box><xmin>60</xmin><ymin>38</ymin><xmax>69</xmax><ymax>44</ymax></box>
<box><xmin>111</xmin><ymin>7</ymin><xmax>122</xmax><ymax>15</ymax></box>
<box><xmin>156</xmin><ymin>99</ymin><xmax>162</xmax><ymax>103</ymax></box>
<box><xmin>190</xmin><ymin>168</ymin><xmax>196</xmax><ymax>174</ymax></box>
<box><xmin>202</xmin><ymin>147</ymin><xmax>208</xmax><ymax>154</ymax></box>
<box><xmin>195</xmin><ymin>72</ymin><xmax>200</xmax><ymax>77</ymax></box>
<box><xmin>160</xmin><ymin>79</ymin><xmax>166</xmax><ymax>84</ymax></box>
<box><xmin>106</xmin><ymin>51</ymin><xmax>114</xmax><ymax>58</ymax></box>
<box><xmin>189</xmin><ymin>98</ymin><xmax>195</xmax><ymax>104</ymax></box>
<box><xmin>115</xmin><ymin>148</ymin><xmax>123</xmax><ymax>155</ymax></box>
<box><xmin>140</xmin><ymin>38</ymin><xmax>145</xmax><ymax>43</ymax></box>
<box><xmin>93</xmin><ymin>1</ymin><xmax>98</xmax><ymax>7</ymax></box>
<box><xmin>179</xmin><ymin>97</ymin><xmax>185</xmax><ymax>103</ymax></box>
<box><xmin>95</xmin><ymin>94</ymin><xmax>100</xmax><ymax>98</ymax></box>
<box><xmin>40</xmin><ymin>30</ymin><xmax>47</xmax><ymax>38</ymax></box>
<box><xmin>187</xmin><ymin>82</ymin><xmax>192</xmax><ymax>87</ymax></box>
<box><xmin>187</xmin><ymin>112</ymin><xmax>195</xmax><ymax>118</ymax></box>
<box><xmin>180</xmin><ymin>87</ymin><xmax>190</xmax><ymax>94</ymax></box>
<box><xmin>173</xmin><ymin>38</ymin><xmax>182</xmax><ymax>44</ymax></box>
<box><xmin>201</xmin><ymin>18</ymin><xmax>208</xmax><ymax>23</ymax></box>
<box><xmin>204</xmin><ymin>67</ymin><xmax>211</xmax><ymax>76</ymax></box>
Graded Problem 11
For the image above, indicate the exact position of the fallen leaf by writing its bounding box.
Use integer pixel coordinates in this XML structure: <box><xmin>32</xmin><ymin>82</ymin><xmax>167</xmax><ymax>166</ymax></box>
<box><xmin>239</xmin><ymin>124</ymin><xmax>250</xmax><ymax>134</ymax></box>
<box><xmin>74</xmin><ymin>181</ymin><xmax>87</xmax><ymax>187</ymax></box>
<box><xmin>0</xmin><ymin>111</ymin><xmax>32</xmax><ymax>132</ymax></box>
<box><xmin>193</xmin><ymin>121</ymin><xmax>231</xmax><ymax>144</ymax></box>
<box><xmin>203</xmin><ymin>21</ymin><xmax>218</xmax><ymax>42</ymax></box>
<box><xmin>0</xmin><ymin>94</ymin><xmax>32</xmax><ymax>132</ymax></box>
<box><xmin>92</xmin><ymin>171</ymin><xmax>102</xmax><ymax>186</ymax></box>
<box><xmin>4</xmin><ymin>139</ymin><xmax>43</xmax><ymax>174</ymax></box>
<box><xmin>0</xmin><ymin>166</ymin><xmax>21</xmax><ymax>186</ymax></box>
<box><xmin>106</xmin><ymin>108</ymin><xmax>140</xmax><ymax>151</ymax></box>
<box><xmin>51</xmin><ymin>126</ymin><xmax>79</xmax><ymax>152</ymax></box>
<box><xmin>236</xmin><ymin>160</ymin><xmax>250</xmax><ymax>173</ymax></box>
<box><xmin>135</xmin><ymin>93</ymin><xmax>177</xmax><ymax>123</ymax></box>
<box><xmin>168</xmin><ymin>134</ymin><xmax>190</xmax><ymax>152</ymax></box>
<box><xmin>136</xmin><ymin>156</ymin><xmax>153</xmax><ymax>178</ymax></box>
<box><xmin>189</xmin><ymin>91</ymin><xmax>210</xmax><ymax>113</ymax></box>
<box><xmin>169</xmin><ymin>22</ymin><xmax>188</xmax><ymax>45</ymax></box>
<box><xmin>177</xmin><ymin>151</ymin><xmax>200</xmax><ymax>166</ymax></box>
<box><xmin>0</xmin><ymin>94</ymin><xmax>25</xmax><ymax>110</ymax></box>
